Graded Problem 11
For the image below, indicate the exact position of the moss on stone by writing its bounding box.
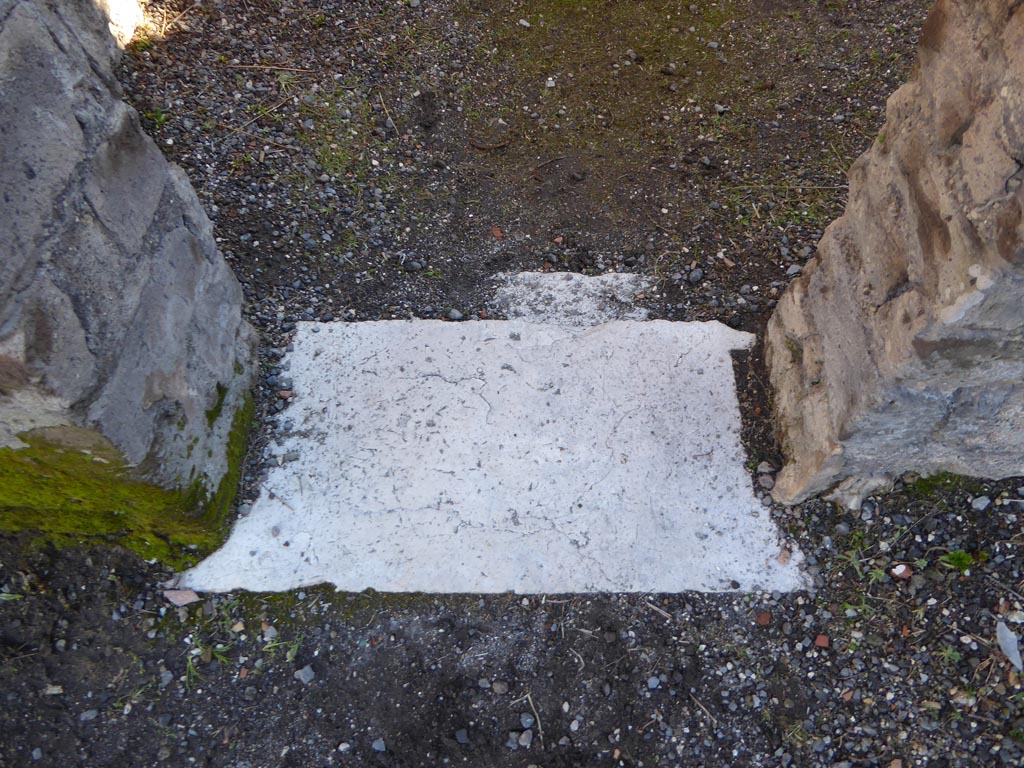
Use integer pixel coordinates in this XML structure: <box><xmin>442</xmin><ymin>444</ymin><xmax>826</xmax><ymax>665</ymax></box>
<box><xmin>205</xmin><ymin>382</ymin><xmax>228</xmax><ymax>428</ymax></box>
<box><xmin>902</xmin><ymin>471</ymin><xmax>985</xmax><ymax>498</ymax></box>
<box><xmin>198</xmin><ymin>391</ymin><xmax>254</xmax><ymax>538</ymax></box>
<box><xmin>0</xmin><ymin>392</ymin><xmax>254</xmax><ymax>569</ymax></box>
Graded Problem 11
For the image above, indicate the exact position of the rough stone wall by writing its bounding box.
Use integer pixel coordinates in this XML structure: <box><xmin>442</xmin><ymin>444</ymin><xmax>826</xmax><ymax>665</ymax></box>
<box><xmin>766</xmin><ymin>0</ymin><xmax>1024</xmax><ymax>506</ymax></box>
<box><xmin>0</xmin><ymin>0</ymin><xmax>256</xmax><ymax>492</ymax></box>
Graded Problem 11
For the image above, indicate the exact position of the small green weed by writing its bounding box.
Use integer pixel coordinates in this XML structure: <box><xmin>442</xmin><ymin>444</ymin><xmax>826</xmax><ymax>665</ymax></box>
<box><xmin>143</xmin><ymin>107</ymin><xmax>171</xmax><ymax>130</ymax></box>
<box><xmin>263</xmin><ymin>636</ymin><xmax>302</xmax><ymax>663</ymax></box>
<box><xmin>939</xmin><ymin>550</ymin><xmax>974</xmax><ymax>574</ymax></box>
<box><xmin>277</xmin><ymin>72</ymin><xmax>299</xmax><ymax>94</ymax></box>
<box><xmin>184</xmin><ymin>654</ymin><xmax>202</xmax><ymax>690</ymax></box>
<box><xmin>129</xmin><ymin>33</ymin><xmax>154</xmax><ymax>53</ymax></box>
<box><xmin>840</xmin><ymin>553</ymin><xmax>863</xmax><ymax>579</ymax></box>
<box><xmin>938</xmin><ymin>645</ymin><xmax>962</xmax><ymax>667</ymax></box>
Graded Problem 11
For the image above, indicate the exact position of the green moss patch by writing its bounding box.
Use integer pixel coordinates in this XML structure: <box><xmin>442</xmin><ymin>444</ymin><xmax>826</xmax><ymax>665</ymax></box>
<box><xmin>205</xmin><ymin>382</ymin><xmax>229</xmax><ymax>428</ymax></box>
<box><xmin>0</xmin><ymin>395</ymin><xmax>253</xmax><ymax>569</ymax></box>
<box><xmin>198</xmin><ymin>391</ymin><xmax>253</xmax><ymax>537</ymax></box>
<box><xmin>442</xmin><ymin>0</ymin><xmax>748</xmax><ymax>161</ymax></box>
<box><xmin>902</xmin><ymin>471</ymin><xmax>986</xmax><ymax>498</ymax></box>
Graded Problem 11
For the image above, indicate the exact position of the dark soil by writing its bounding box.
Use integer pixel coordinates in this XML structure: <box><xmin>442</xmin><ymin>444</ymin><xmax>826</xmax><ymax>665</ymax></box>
<box><xmin>3</xmin><ymin>0</ymin><xmax>1023</xmax><ymax>766</ymax></box>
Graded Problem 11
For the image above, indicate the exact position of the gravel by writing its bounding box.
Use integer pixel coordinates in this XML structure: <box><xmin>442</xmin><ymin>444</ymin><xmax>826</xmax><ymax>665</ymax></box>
<box><xmin>3</xmin><ymin>1</ymin><xmax>1020</xmax><ymax>767</ymax></box>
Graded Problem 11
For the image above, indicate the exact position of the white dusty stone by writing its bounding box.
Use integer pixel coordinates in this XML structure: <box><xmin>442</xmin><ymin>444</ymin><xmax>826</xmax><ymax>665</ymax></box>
<box><xmin>491</xmin><ymin>272</ymin><xmax>652</xmax><ymax>325</ymax></box>
<box><xmin>181</xmin><ymin>319</ymin><xmax>806</xmax><ymax>594</ymax></box>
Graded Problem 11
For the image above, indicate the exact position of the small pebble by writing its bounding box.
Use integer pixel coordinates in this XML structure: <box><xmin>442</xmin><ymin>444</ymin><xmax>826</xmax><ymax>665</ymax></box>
<box><xmin>971</xmin><ymin>496</ymin><xmax>992</xmax><ymax>512</ymax></box>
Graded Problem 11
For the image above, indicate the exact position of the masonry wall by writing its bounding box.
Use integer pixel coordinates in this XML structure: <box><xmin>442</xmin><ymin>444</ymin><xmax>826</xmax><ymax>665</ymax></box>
<box><xmin>766</xmin><ymin>0</ymin><xmax>1024</xmax><ymax>505</ymax></box>
<box><xmin>0</xmin><ymin>0</ymin><xmax>256</xmax><ymax>493</ymax></box>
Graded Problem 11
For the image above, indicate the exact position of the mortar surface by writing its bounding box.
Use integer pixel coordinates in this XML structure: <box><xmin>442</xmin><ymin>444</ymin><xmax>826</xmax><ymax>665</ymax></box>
<box><xmin>182</xmin><ymin>310</ymin><xmax>804</xmax><ymax>593</ymax></box>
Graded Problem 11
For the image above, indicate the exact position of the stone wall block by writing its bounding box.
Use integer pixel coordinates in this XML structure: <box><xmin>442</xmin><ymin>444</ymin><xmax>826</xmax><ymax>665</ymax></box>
<box><xmin>0</xmin><ymin>0</ymin><xmax>256</xmax><ymax>497</ymax></box>
<box><xmin>767</xmin><ymin>0</ymin><xmax>1024</xmax><ymax>506</ymax></box>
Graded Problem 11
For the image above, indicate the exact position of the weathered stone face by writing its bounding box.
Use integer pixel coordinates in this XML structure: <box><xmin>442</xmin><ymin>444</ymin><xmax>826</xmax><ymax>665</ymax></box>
<box><xmin>0</xmin><ymin>0</ymin><xmax>255</xmax><ymax>494</ymax></box>
<box><xmin>766</xmin><ymin>0</ymin><xmax>1024</xmax><ymax>506</ymax></box>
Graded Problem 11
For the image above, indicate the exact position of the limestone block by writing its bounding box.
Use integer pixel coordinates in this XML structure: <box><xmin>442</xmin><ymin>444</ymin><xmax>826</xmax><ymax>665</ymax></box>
<box><xmin>766</xmin><ymin>0</ymin><xmax>1024</xmax><ymax>506</ymax></box>
<box><xmin>0</xmin><ymin>0</ymin><xmax>255</xmax><ymax>495</ymax></box>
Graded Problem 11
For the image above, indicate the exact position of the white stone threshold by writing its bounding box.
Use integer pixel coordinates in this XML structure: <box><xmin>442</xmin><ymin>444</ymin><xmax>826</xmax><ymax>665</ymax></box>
<box><xmin>179</xmin><ymin>281</ymin><xmax>806</xmax><ymax>593</ymax></box>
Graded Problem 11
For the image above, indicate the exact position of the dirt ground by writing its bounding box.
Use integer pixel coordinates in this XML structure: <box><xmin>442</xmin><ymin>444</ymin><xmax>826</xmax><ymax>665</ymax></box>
<box><xmin>3</xmin><ymin>0</ymin><xmax>1023</xmax><ymax>766</ymax></box>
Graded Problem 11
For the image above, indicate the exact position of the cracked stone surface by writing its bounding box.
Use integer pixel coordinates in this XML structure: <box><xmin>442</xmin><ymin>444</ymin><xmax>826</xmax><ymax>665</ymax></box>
<box><xmin>180</xmin><ymin>316</ymin><xmax>806</xmax><ymax>594</ymax></box>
